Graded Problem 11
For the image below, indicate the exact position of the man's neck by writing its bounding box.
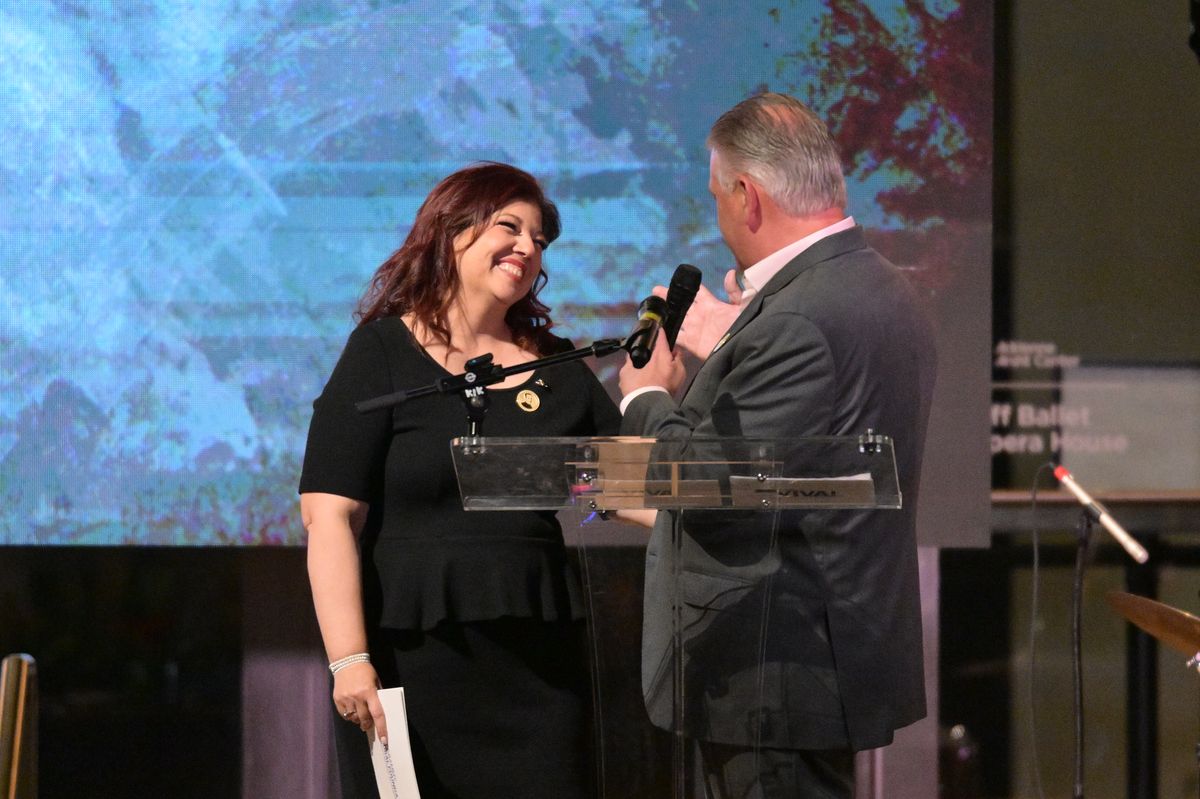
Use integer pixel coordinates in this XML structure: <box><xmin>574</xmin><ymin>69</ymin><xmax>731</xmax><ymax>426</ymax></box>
<box><xmin>739</xmin><ymin>207</ymin><xmax>846</xmax><ymax>269</ymax></box>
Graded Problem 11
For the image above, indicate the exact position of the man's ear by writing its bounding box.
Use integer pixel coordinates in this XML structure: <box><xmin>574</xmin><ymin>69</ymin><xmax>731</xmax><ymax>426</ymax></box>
<box><xmin>740</xmin><ymin>178</ymin><xmax>763</xmax><ymax>233</ymax></box>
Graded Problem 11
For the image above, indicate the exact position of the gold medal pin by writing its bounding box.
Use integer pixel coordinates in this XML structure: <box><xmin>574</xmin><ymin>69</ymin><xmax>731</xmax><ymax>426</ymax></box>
<box><xmin>516</xmin><ymin>389</ymin><xmax>540</xmax><ymax>412</ymax></box>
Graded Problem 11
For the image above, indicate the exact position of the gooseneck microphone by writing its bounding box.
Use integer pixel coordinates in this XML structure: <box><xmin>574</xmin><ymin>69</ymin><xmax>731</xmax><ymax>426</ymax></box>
<box><xmin>625</xmin><ymin>295</ymin><xmax>667</xmax><ymax>368</ymax></box>
<box><xmin>1054</xmin><ymin>465</ymin><xmax>1148</xmax><ymax>563</ymax></box>
<box><xmin>661</xmin><ymin>263</ymin><xmax>702</xmax><ymax>350</ymax></box>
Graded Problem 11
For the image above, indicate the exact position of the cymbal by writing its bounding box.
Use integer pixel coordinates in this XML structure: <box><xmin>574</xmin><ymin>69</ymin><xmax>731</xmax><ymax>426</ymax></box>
<box><xmin>1107</xmin><ymin>591</ymin><xmax>1200</xmax><ymax>656</ymax></box>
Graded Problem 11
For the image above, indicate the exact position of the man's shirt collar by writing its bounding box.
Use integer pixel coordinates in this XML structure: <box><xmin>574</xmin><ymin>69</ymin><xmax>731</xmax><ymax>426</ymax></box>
<box><xmin>739</xmin><ymin>216</ymin><xmax>856</xmax><ymax>305</ymax></box>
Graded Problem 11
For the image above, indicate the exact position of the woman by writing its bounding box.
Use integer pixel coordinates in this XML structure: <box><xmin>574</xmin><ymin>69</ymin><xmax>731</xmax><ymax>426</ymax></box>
<box><xmin>299</xmin><ymin>163</ymin><xmax>620</xmax><ymax>797</ymax></box>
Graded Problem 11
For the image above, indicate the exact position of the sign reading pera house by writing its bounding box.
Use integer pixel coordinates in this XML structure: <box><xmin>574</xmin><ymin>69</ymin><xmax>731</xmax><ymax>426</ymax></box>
<box><xmin>991</xmin><ymin>340</ymin><xmax>1200</xmax><ymax>492</ymax></box>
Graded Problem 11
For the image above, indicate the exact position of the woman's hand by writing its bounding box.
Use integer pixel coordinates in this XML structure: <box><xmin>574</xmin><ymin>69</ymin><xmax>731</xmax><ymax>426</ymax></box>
<box><xmin>332</xmin><ymin>661</ymin><xmax>389</xmax><ymax>745</ymax></box>
<box><xmin>613</xmin><ymin>509</ymin><xmax>658</xmax><ymax>528</ymax></box>
<box><xmin>302</xmin><ymin>492</ymin><xmax>387</xmax><ymax>743</ymax></box>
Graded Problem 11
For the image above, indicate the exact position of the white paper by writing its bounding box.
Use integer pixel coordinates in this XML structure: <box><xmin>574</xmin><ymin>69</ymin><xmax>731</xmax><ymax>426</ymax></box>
<box><xmin>368</xmin><ymin>687</ymin><xmax>421</xmax><ymax>799</ymax></box>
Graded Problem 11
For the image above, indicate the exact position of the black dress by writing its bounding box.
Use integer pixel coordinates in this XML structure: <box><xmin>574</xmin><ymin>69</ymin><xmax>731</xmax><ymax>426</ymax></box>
<box><xmin>299</xmin><ymin>317</ymin><xmax>621</xmax><ymax>798</ymax></box>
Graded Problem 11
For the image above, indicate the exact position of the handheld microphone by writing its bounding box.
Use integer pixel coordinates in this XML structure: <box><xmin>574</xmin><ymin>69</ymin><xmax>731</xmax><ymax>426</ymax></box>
<box><xmin>661</xmin><ymin>263</ymin><xmax>702</xmax><ymax>350</ymax></box>
<box><xmin>1054</xmin><ymin>465</ymin><xmax>1148</xmax><ymax>563</ymax></box>
<box><xmin>626</xmin><ymin>295</ymin><xmax>666</xmax><ymax>368</ymax></box>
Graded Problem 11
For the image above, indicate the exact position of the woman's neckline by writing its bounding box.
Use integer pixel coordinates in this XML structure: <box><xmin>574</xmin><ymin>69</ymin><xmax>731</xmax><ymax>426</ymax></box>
<box><xmin>398</xmin><ymin>316</ymin><xmax>541</xmax><ymax>392</ymax></box>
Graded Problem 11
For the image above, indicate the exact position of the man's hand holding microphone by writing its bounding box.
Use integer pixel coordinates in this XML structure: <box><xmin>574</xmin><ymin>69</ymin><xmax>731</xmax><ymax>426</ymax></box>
<box><xmin>618</xmin><ymin>264</ymin><xmax>744</xmax><ymax>396</ymax></box>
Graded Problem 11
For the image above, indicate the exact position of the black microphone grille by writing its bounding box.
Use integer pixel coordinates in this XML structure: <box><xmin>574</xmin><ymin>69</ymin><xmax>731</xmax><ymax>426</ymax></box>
<box><xmin>671</xmin><ymin>263</ymin><xmax>702</xmax><ymax>291</ymax></box>
<box><xmin>663</xmin><ymin>264</ymin><xmax>702</xmax><ymax>349</ymax></box>
<box><xmin>638</xmin><ymin>294</ymin><xmax>668</xmax><ymax>318</ymax></box>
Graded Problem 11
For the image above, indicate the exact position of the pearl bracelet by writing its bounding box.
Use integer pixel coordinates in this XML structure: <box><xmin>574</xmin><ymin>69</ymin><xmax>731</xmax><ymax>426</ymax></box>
<box><xmin>329</xmin><ymin>652</ymin><xmax>371</xmax><ymax>674</ymax></box>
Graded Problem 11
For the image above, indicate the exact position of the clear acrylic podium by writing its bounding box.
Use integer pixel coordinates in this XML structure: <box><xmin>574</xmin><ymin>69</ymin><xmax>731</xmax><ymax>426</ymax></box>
<box><xmin>451</xmin><ymin>434</ymin><xmax>902</xmax><ymax>798</ymax></box>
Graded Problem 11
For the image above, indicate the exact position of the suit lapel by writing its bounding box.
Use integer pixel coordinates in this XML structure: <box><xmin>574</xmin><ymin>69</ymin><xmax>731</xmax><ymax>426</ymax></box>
<box><xmin>684</xmin><ymin>227</ymin><xmax>869</xmax><ymax>400</ymax></box>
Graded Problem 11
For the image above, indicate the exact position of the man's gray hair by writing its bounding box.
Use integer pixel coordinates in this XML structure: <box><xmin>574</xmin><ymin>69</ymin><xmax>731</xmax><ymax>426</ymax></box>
<box><xmin>707</xmin><ymin>92</ymin><xmax>847</xmax><ymax>216</ymax></box>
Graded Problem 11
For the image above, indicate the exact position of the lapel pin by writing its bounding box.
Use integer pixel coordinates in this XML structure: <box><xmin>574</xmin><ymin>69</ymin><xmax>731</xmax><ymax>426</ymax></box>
<box><xmin>516</xmin><ymin>389</ymin><xmax>540</xmax><ymax>412</ymax></box>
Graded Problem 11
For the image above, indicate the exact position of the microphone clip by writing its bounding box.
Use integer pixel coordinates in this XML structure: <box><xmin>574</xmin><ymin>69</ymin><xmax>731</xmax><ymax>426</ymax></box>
<box><xmin>625</xmin><ymin>295</ymin><xmax>667</xmax><ymax>368</ymax></box>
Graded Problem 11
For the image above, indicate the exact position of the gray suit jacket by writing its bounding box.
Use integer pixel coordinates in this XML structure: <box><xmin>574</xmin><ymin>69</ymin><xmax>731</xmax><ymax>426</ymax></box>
<box><xmin>621</xmin><ymin>226</ymin><xmax>937</xmax><ymax>751</ymax></box>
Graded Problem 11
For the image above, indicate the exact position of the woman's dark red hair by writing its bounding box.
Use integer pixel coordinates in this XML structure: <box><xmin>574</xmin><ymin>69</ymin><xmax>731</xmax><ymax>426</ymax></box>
<box><xmin>356</xmin><ymin>162</ymin><xmax>561</xmax><ymax>354</ymax></box>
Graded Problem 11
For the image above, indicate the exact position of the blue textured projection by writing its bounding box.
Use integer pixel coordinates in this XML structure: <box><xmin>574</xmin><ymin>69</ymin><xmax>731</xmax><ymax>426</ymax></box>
<box><xmin>0</xmin><ymin>1</ymin><xmax>989</xmax><ymax>544</ymax></box>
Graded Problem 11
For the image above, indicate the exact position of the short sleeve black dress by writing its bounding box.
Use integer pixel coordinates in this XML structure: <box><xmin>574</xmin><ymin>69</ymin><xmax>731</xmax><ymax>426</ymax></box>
<box><xmin>300</xmin><ymin>317</ymin><xmax>621</xmax><ymax>798</ymax></box>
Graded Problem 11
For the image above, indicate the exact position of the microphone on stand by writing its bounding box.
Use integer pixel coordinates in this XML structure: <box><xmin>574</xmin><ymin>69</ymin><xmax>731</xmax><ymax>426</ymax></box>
<box><xmin>625</xmin><ymin>295</ymin><xmax>667</xmax><ymax>368</ymax></box>
<box><xmin>1054</xmin><ymin>465</ymin><xmax>1148</xmax><ymax>563</ymax></box>
<box><xmin>661</xmin><ymin>263</ymin><xmax>702</xmax><ymax>350</ymax></box>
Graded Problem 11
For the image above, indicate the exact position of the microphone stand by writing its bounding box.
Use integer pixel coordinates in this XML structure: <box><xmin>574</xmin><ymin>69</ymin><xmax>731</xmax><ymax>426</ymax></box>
<box><xmin>1054</xmin><ymin>466</ymin><xmax>1147</xmax><ymax>799</ymax></box>
<box><xmin>354</xmin><ymin>338</ymin><xmax>626</xmax><ymax>434</ymax></box>
<box><xmin>1071</xmin><ymin>510</ymin><xmax>1094</xmax><ymax>799</ymax></box>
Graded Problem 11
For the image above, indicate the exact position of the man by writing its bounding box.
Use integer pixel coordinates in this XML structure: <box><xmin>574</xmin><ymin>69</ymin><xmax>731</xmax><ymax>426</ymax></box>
<box><xmin>618</xmin><ymin>92</ymin><xmax>937</xmax><ymax>798</ymax></box>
